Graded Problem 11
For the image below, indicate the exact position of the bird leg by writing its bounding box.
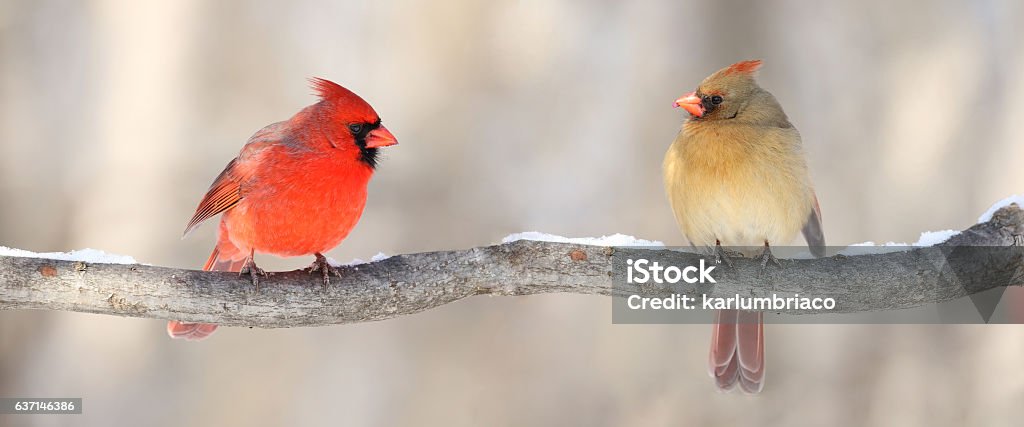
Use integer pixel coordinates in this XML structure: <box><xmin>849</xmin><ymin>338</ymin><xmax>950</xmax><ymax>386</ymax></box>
<box><xmin>713</xmin><ymin>239</ymin><xmax>735</xmax><ymax>268</ymax></box>
<box><xmin>239</xmin><ymin>251</ymin><xmax>269</xmax><ymax>292</ymax></box>
<box><xmin>758</xmin><ymin>240</ymin><xmax>782</xmax><ymax>277</ymax></box>
<box><xmin>307</xmin><ymin>252</ymin><xmax>342</xmax><ymax>289</ymax></box>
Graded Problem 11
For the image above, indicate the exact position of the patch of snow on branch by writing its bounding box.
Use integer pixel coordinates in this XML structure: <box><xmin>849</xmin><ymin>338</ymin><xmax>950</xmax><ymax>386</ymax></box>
<box><xmin>841</xmin><ymin>230</ymin><xmax>960</xmax><ymax>255</ymax></box>
<box><xmin>0</xmin><ymin>246</ymin><xmax>137</xmax><ymax>264</ymax></box>
<box><xmin>502</xmin><ymin>232</ymin><xmax>664</xmax><ymax>247</ymax></box>
<box><xmin>330</xmin><ymin>252</ymin><xmax>392</xmax><ymax>267</ymax></box>
<box><xmin>846</xmin><ymin>196</ymin><xmax>1021</xmax><ymax>253</ymax></box>
<box><xmin>978</xmin><ymin>195</ymin><xmax>1024</xmax><ymax>223</ymax></box>
<box><xmin>913</xmin><ymin>229</ymin><xmax>960</xmax><ymax>246</ymax></box>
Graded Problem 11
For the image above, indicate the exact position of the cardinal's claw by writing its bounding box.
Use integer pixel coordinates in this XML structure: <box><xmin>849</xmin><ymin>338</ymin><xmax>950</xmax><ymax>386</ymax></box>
<box><xmin>240</xmin><ymin>257</ymin><xmax>269</xmax><ymax>292</ymax></box>
<box><xmin>714</xmin><ymin>240</ymin><xmax>735</xmax><ymax>268</ymax></box>
<box><xmin>758</xmin><ymin>241</ymin><xmax>782</xmax><ymax>278</ymax></box>
<box><xmin>307</xmin><ymin>253</ymin><xmax>342</xmax><ymax>289</ymax></box>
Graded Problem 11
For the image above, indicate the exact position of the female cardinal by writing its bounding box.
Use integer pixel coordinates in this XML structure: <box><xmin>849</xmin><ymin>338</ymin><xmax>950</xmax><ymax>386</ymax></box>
<box><xmin>168</xmin><ymin>78</ymin><xmax>398</xmax><ymax>341</ymax></box>
<box><xmin>663</xmin><ymin>60</ymin><xmax>824</xmax><ymax>393</ymax></box>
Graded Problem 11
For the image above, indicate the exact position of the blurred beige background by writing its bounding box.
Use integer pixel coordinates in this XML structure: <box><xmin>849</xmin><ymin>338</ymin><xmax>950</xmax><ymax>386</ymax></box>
<box><xmin>2</xmin><ymin>0</ymin><xmax>1024</xmax><ymax>426</ymax></box>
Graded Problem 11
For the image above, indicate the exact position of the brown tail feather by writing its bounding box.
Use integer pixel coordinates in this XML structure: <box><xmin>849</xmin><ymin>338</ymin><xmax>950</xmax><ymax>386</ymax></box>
<box><xmin>709</xmin><ymin>309</ymin><xmax>765</xmax><ymax>393</ymax></box>
<box><xmin>167</xmin><ymin>243</ymin><xmax>244</xmax><ymax>341</ymax></box>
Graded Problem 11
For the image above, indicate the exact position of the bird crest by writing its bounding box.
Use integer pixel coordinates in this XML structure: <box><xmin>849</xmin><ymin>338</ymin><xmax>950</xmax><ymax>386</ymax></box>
<box><xmin>309</xmin><ymin>77</ymin><xmax>360</xmax><ymax>101</ymax></box>
<box><xmin>723</xmin><ymin>59</ymin><xmax>762</xmax><ymax>76</ymax></box>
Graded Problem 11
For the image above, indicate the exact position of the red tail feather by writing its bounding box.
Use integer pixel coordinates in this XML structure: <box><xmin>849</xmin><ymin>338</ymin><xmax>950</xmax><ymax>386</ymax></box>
<box><xmin>167</xmin><ymin>241</ymin><xmax>245</xmax><ymax>341</ymax></box>
<box><xmin>709</xmin><ymin>309</ymin><xmax>764</xmax><ymax>393</ymax></box>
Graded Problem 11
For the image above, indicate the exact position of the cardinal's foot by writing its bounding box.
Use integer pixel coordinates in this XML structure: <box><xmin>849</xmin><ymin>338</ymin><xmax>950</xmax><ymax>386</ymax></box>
<box><xmin>758</xmin><ymin>241</ymin><xmax>782</xmax><ymax>278</ymax></box>
<box><xmin>240</xmin><ymin>258</ymin><xmax>269</xmax><ymax>292</ymax></box>
<box><xmin>713</xmin><ymin>240</ymin><xmax>735</xmax><ymax>268</ymax></box>
<box><xmin>307</xmin><ymin>253</ymin><xmax>341</xmax><ymax>289</ymax></box>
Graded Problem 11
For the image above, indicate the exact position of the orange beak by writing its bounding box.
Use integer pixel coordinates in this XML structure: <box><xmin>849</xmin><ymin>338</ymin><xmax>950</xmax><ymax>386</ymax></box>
<box><xmin>366</xmin><ymin>124</ymin><xmax>398</xmax><ymax>148</ymax></box>
<box><xmin>673</xmin><ymin>92</ymin><xmax>704</xmax><ymax>117</ymax></box>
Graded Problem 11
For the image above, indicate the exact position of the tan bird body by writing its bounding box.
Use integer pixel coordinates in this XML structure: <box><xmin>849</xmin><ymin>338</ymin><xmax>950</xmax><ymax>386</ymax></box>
<box><xmin>663</xmin><ymin>60</ymin><xmax>824</xmax><ymax>393</ymax></box>
<box><xmin>663</xmin><ymin>120</ymin><xmax>814</xmax><ymax>248</ymax></box>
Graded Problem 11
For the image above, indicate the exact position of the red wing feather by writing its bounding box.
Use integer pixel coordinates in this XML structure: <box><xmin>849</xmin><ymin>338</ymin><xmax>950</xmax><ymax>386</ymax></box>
<box><xmin>183</xmin><ymin>159</ymin><xmax>242</xmax><ymax>237</ymax></box>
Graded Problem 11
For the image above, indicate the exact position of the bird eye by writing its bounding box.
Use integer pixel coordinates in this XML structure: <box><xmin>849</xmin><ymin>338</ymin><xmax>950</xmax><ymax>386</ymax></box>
<box><xmin>348</xmin><ymin>123</ymin><xmax>364</xmax><ymax>134</ymax></box>
<box><xmin>711</xmin><ymin>95</ymin><xmax>723</xmax><ymax>105</ymax></box>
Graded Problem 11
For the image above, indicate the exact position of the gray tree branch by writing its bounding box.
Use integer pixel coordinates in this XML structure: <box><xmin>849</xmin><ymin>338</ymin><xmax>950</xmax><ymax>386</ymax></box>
<box><xmin>1</xmin><ymin>205</ymin><xmax>1023</xmax><ymax>326</ymax></box>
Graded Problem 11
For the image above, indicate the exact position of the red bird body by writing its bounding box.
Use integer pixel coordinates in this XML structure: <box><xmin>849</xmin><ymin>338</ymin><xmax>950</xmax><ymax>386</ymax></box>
<box><xmin>168</xmin><ymin>78</ymin><xmax>397</xmax><ymax>341</ymax></box>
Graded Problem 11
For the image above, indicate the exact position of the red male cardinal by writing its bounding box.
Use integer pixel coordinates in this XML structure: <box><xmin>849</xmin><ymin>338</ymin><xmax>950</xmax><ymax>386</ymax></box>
<box><xmin>663</xmin><ymin>60</ymin><xmax>824</xmax><ymax>393</ymax></box>
<box><xmin>168</xmin><ymin>78</ymin><xmax>398</xmax><ymax>341</ymax></box>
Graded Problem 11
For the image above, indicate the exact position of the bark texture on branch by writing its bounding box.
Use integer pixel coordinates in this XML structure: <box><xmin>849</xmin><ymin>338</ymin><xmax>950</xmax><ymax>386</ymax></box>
<box><xmin>1</xmin><ymin>205</ymin><xmax>1022</xmax><ymax>327</ymax></box>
